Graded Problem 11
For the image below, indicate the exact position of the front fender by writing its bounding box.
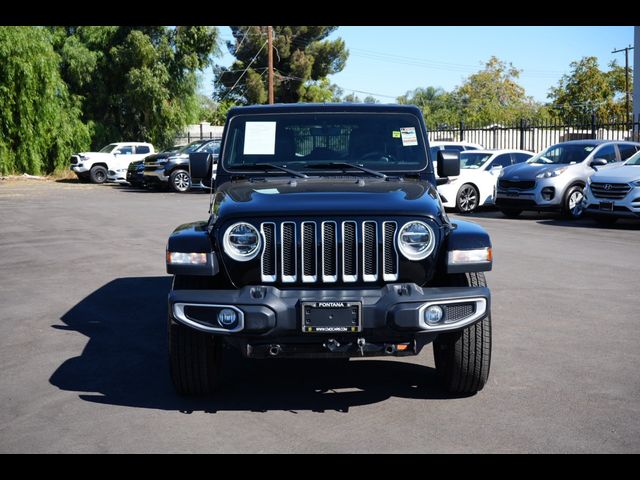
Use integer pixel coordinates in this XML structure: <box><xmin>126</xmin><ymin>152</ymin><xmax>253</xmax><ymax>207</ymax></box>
<box><xmin>445</xmin><ymin>219</ymin><xmax>492</xmax><ymax>274</ymax></box>
<box><xmin>166</xmin><ymin>221</ymin><xmax>219</xmax><ymax>276</ymax></box>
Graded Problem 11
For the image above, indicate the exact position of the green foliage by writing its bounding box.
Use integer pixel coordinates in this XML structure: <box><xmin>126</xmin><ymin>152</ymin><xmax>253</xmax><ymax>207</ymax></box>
<box><xmin>216</xmin><ymin>26</ymin><xmax>348</xmax><ymax>104</ymax></box>
<box><xmin>548</xmin><ymin>56</ymin><xmax>630</xmax><ymax>121</ymax></box>
<box><xmin>197</xmin><ymin>94</ymin><xmax>237</xmax><ymax>125</ymax></box>
<box><xmin>400</xmin><ymin>57</ymin><xmax>548</xmax><ymax>128</ymax></box>
<box><xmin>49</xmin><ymin>26</ymin><xmax>220</xmax><ymax>149</ymax></box>
<box><xmin>0</xmin><ymin>27</ymin><xmax>91</xmax><ymax>175</ymax></box>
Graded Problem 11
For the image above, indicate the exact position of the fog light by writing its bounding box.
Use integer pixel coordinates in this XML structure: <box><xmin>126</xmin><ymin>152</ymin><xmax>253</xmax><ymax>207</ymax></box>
<box><xmin>424</xmin><ymin>305</ymin><xmax>444</xmax><ymax>325</ymax></box>
<box><xmin>541</xmin><ymin>187</ymin><xmax>555</xmax><ymax>201</ymax></box>
<box><xmin>217</xmin><ymin>308</ymin><xmax>237</xmax><ymax>327</ymax></box>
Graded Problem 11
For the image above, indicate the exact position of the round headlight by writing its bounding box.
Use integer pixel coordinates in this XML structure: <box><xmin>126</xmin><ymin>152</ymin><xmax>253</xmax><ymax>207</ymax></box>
<box><xmin>397</xmin><ymin>221</ymin><xmax>435</xmax><ymax>261</ymax></box>
<box><xmin>223</xmin><ymin>222</ymin><xmax>261</xmax><ymax>261</ymax></box>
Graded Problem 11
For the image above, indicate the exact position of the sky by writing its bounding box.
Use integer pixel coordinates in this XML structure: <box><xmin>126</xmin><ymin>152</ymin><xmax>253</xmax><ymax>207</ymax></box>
<box><xmin>201</xmin><ymin>26</ymin><xmax>634</xmax><ymax>103</ymax></box>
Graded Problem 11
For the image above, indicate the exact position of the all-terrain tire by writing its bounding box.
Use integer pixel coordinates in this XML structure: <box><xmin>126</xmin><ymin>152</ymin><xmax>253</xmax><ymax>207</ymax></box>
<box><xmin>89</xmin><ymin>165</ymin><xmax>108</xmax><ymax>184</ymax></box>
<box><xmin>169</xmin><ymin>277</ymin><xmax>221</xmax><ymax>395</ymax></box>
<box><xmin>433</xmin><ymin>272</ymin><xmax>491</xmax><ymax>395</ymax></box>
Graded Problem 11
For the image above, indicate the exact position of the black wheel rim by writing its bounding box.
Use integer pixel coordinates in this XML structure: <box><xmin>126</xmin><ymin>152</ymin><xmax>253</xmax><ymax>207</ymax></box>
<box><xmin>95</xmin><ymin>170</ymin><xmax>105</xmax><ymax>182</ymax></box>
<box><xmin>458</xmin><ymin>186</ymin><xmax>478</xmax><ymax>212</ymax></box>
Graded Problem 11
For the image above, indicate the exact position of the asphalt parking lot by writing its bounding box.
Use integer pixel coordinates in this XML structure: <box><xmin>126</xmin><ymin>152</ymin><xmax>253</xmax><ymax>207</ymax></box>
<box><xmin>0</xmin><ymin>179</ymin><xmax>639</xmax><ymax>453</ymax></box>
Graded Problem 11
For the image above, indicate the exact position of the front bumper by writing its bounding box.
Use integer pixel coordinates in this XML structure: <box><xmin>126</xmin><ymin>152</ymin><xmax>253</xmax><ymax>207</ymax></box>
<box><xmin>496</xmin><ymin>176</ymin><xmax>568</xmax><ymax>210</ymax></box>
<box><xmin>107</xmin><ymin>169</ymin><xmax>128</xmax><ymax>183</ymax></box>
<box><xmin>169</xmin><ymin>283</ymin><xmax>490</xmax><ymax>349</ymax></box>
<box><xmin>143</xmin><ymin>166</ymin><xmax>169</xmax><ymax>184</ymax></box>
<box><xmin>582</xmin><ymin>185</ymin><xmax>640</xmax><ymax>218</ymax></box>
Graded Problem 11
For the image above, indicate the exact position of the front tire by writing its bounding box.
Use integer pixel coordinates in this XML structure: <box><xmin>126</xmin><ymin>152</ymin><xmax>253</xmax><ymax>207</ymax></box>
<box><xmin>456</xmin><ymin>184</ymin><xmax>479</xmax><ymax>213</ymax></box>
<box><xmin>433</xmin><ymin>272</ymin><xmax>491</xmax><ymax>395</ymax></box>
<box><xmin>169</xmin><ymin>169</ymin><xmax>191</xmax><ymax>193</ymax></box>
<box><xmin>562</xmin><ymin>185</ymin><xmax>585</xmax><ymax>219</ymax></box>
<box><xmin>169</xmin><ymin>276</ymin><xmax>222</xmax><ymax>395</ymax></box>
<box><xmin>89</xmin><ymin>165</ymin><xmax>108</xmax><ymax>184</ymax></box>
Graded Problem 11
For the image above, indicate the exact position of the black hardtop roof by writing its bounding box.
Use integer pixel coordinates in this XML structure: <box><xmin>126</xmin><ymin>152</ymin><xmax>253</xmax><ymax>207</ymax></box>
<box><xmin>227</xmin><ymin>102</ymin><xmax>423</xmax><ymax>117</ymax></box>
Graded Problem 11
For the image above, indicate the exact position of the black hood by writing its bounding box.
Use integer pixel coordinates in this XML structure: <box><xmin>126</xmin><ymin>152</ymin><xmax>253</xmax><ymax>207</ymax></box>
<box><xmin>212</xmin><ymin>177</ymin><xmax>443</xmax><ymax>220</ymax></box>
<box><xmin>144</xmin><ymin>151</ymin><xmax>179</xmax><ymax>164</ymax></box>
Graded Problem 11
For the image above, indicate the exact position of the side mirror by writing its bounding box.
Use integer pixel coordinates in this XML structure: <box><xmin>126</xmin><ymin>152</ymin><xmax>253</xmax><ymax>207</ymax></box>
<box><xmin>436</xmin><ymin>149</ymin><xmax>460</xmax><ymax>178</ymax></box>
<box><xmin>590</xmin><ymin>158</ymin><xmax>607</xmax><ymax>169</ymax></box>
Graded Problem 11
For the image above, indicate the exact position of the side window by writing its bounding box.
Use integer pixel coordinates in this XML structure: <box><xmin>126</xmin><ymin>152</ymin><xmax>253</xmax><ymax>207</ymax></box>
<box><xmin>490</xmin><ymin>154</ymin><xmax>512</xmax><ymax>168</ymax></box>
<box><xmin>618</xmin><ymin>144</ymin><xmax>638</xmax><ymax>161</ymax></box>
<box><xmin>512</xmin><ymin>152</ymin><xmax>532</xmax><ymax>164</ymax></box>
<box><xmin>136</xmin><ymin>145</ymin><xmax>150</xmax><ymax>154</ymax></box>
<box><xmin>464</xmin><ymin>146</ymin><xmax>480</xmax><ymax>151</ymax></box>
<box><xmin>594</xmin><ymin>144</ymin><xmax>617</xmax><ymax>163</ymax></box>
<box><xmin>119</xmin><ymin>146</ymin><xmax>134</xmax><ymax>155</ymax></box>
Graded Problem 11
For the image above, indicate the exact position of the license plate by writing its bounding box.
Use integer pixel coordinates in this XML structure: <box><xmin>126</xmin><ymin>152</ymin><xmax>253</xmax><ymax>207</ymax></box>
<box><xmin>506</xmin><ymin>190</ymin><xmax>519</xmax><ymax>197</ymax></box>
<box><xmin>301</xmin><ymin>301</ymin><xmax>361</xmax><ymax>333</ymax></box>
<box><xmin>599</xmin><ymin>202</ymin><xmax>614</xmax><ymax>212</ymax></box>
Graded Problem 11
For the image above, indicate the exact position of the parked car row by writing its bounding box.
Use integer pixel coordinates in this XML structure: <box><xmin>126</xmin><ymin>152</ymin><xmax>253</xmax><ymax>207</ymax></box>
<box><xmin>436</xmin><ymin>139</ymin><xmax>640</xmax><ymax>224</ymax></box>
<box><xmin>70</xmin><ymin>139</ymin><xmax>221</xmax><ymax>193</ymax></box>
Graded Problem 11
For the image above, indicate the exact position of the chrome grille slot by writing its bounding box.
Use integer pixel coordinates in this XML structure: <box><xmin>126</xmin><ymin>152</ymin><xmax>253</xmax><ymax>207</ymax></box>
<box><xmin>322</xmin><ymin>221</ymin><xmax>338</xmax><ymax>282</ymax></box>
<box><xmin>382</xmin><ymin>221</ymin><xmax>398</xmax><ymax>282</ymax></box>
<box><xmin>342</xmin><ymin>221</ymin><xmax>357</xmax><ymax>282</ymax></box>
<box><xmin>260</xmin><ymin>223</ymin><xmax>276</xmax><ymax>282</ymax></box>
<box><xmin>301</xmin><ymin>222</ymin><xmax>317</xmax><ymax>283</ymax></box>
<box><xmin>362</xmin><ymin>221</ymin><xmax>378</xmax><ymax>282</ymax></box>
<box><xmin>281</xmin><ymin>222</ymin><xmax>297</xmax><ymax>282</ymax></box>
<box><xmin>590</xmin><ymin>182</ymin><xmax>631</xmax><ymax>200</ymax></box>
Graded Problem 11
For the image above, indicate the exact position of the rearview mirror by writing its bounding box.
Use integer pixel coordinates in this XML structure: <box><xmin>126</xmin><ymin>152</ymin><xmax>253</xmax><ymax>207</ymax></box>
<box><xmin>436</xmin><ymin>150</ymin><xmax>460</xmax><ymax>178</ymax></box>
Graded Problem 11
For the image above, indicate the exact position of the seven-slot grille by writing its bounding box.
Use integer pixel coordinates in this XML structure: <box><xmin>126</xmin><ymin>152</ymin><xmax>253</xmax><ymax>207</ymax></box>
<box><xmin>260</xmin><ymin>220</ymin><xmax>399</xmax><ymax>284</ymax></box>
<box><xmin>590</xmin><ymin>182</ymin><xmax>631</xmax><ymax>200</ymax></box>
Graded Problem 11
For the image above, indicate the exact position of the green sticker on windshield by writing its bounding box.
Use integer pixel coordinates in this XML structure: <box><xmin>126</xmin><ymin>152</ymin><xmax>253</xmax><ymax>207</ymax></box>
<box><xmin>392</xmin><ymin>131</ymin><xmax>401</xmax><ymax>138</ymax></box>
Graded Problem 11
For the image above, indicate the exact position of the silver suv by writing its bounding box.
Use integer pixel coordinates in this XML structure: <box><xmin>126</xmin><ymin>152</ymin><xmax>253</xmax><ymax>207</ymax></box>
<box><xmin>495</xmin><ymin>140</ymin><xmax>640</xmax><ymax>218</ymax></box>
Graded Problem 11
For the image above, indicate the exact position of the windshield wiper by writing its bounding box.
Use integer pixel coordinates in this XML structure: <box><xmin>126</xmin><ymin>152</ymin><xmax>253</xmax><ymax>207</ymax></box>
<box><xmin>304</xmin><ymin>162</ymin><xmax>387</xmax><ymax>179</ymax></box>
<box><xmin>236</xmin><ymin>163</ymin><xmax>308</xmax><ymax>178</ymax></box>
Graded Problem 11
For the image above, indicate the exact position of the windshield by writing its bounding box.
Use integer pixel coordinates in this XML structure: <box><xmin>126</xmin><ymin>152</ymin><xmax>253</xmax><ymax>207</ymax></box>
<box><xmin>99</xmin><ymin>144</ymin><xmax>118</xmax><ymax>153</ymax></box>
<box><xmin>624</xmin><ymin>151</ymin><xmax>640</xmax><ymax>166</ymax></box>
<box><xmin>178</xmin><ymin>140</ymin><xmax>211</xmax><ymax>154</ymax></box>
<box><xmin>223</xmin><ymin>113</ymin><xmax>427</xmax><ymax>172</ymax></box>
<box><xmin>527</xmin><ymin>144</ymin><xmax>596</xmax><ymax>165</ymax></box>
<box><xmin>460</xmin><ymin>152</ymin><xmax>492</xmax><ymax>169</ymax></box>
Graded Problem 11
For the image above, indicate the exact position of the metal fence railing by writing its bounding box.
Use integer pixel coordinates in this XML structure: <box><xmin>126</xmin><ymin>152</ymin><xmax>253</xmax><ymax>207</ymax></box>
<box><xmin>428</xmin><ymin>115</ymin><xmax>640</xmax><ymax>152</ymax></box>
<box><xmin>174</xmin><ymin>132</ymin><xmax>223</xmax><ymax>146</ymax></box>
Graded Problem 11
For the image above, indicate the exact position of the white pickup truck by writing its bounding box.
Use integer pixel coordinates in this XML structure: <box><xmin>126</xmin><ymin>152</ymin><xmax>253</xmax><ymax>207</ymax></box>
<box><xmin>70</xmin><ymin>142</ymin><xmax>155</xmax><ymax>184</ymax></box>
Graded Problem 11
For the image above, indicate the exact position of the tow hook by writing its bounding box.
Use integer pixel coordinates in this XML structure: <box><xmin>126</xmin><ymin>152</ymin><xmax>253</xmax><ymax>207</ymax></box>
<box><xmin>357</xmin><ymin>337</ymin><xmax>366</xmax><ymax>356</ymax></box>
<box><xmin>324</xmin><ymin>338</ymin><xmax>341</xmax><ymax>352</ymax></box>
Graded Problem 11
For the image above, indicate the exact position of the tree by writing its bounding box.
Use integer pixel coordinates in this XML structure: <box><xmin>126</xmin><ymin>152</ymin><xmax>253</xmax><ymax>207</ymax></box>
<box><xmin>548</xmin><ymin>56</ymin><xmax>630</xmax><ymax>121</ymax></box>
<box><xmin>197</xmin><ymin>94</ymin><xmax>237</xmax><ymax>125</ymax></box>
<box><xmin>0</xmin><ymin>27</ymin><xmax>91</xmax><ymax>175</ymax></box>
<box><xmin>398</xmin><ymin>86</ymin><xmax>459</xmax><ymax>127</ymax></box>
<box><xmin>452</xmin><ymin>56</ymin><xmax>541</xmax><ymax>125</ymax></box>
<box><xmin>48</xmin><ymin>26</ymin><xmax>220</xmax><ymax>149</ymax></box>
<box><xmin>215</xmin><ymin>26</ymin><xmax>348</xmax><ymax>104</ymax></box>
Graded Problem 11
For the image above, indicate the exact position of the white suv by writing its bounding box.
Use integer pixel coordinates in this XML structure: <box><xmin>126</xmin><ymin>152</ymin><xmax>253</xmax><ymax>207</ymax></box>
<box><xmin>70</xmin><ymin>142</ymin><xmax>155</xmax><ymax>184</ymax></box>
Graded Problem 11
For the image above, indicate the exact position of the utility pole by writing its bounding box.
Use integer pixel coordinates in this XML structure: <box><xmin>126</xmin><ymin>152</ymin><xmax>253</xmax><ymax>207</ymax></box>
<box><xmin>267</xmin><ymin>26</ymin><xmax>274</xmax><ymax>104</ymax></box>
<box><xmin>612</xmin><ymin>45</ymin><xmax>634</xmax><ymax>126</ymax></box>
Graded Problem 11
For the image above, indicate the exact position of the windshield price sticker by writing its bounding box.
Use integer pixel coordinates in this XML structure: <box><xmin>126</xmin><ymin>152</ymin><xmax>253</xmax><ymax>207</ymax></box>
<box><xmin>400</xmin><ymin>127</ymin><xmax>418</xmax><ymax>146</ymax></box>
<box><xmin>244</xmin><ymin>121</ymin><xmax>277</xmax><ymax>155</ymax></box>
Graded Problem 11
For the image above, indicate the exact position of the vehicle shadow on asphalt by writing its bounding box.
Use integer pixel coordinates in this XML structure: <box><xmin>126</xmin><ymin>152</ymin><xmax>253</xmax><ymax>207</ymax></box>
<box><xmin>49</xmin><ymin>277</ymin><xmax>462</xmax><ymax>414</ymax></box>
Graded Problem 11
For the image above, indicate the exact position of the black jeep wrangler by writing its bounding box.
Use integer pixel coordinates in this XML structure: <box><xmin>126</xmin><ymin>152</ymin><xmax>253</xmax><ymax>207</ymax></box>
<box><xmin>166</xmin><ymin>103</ymin><xmax>493</xmax><ymax>395</ymax></box>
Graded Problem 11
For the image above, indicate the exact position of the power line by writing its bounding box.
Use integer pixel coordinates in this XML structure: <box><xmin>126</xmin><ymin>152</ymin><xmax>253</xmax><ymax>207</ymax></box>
<box><xmin>218</xmin><ymin>39</ymin><xmax>269</xmax><ymax>102</ymax></box>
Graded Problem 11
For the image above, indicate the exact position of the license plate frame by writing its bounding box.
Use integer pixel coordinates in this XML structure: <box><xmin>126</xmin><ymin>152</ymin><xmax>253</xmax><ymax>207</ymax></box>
<box><xmin>301</xmin><ymin>301</ymin><xmax>362</xmax><ymax>333</ymax></box>
<box><xmin>599</xmin><ymin>201</ymin><xmax>614</xmax><ymax>212</ymax></box>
